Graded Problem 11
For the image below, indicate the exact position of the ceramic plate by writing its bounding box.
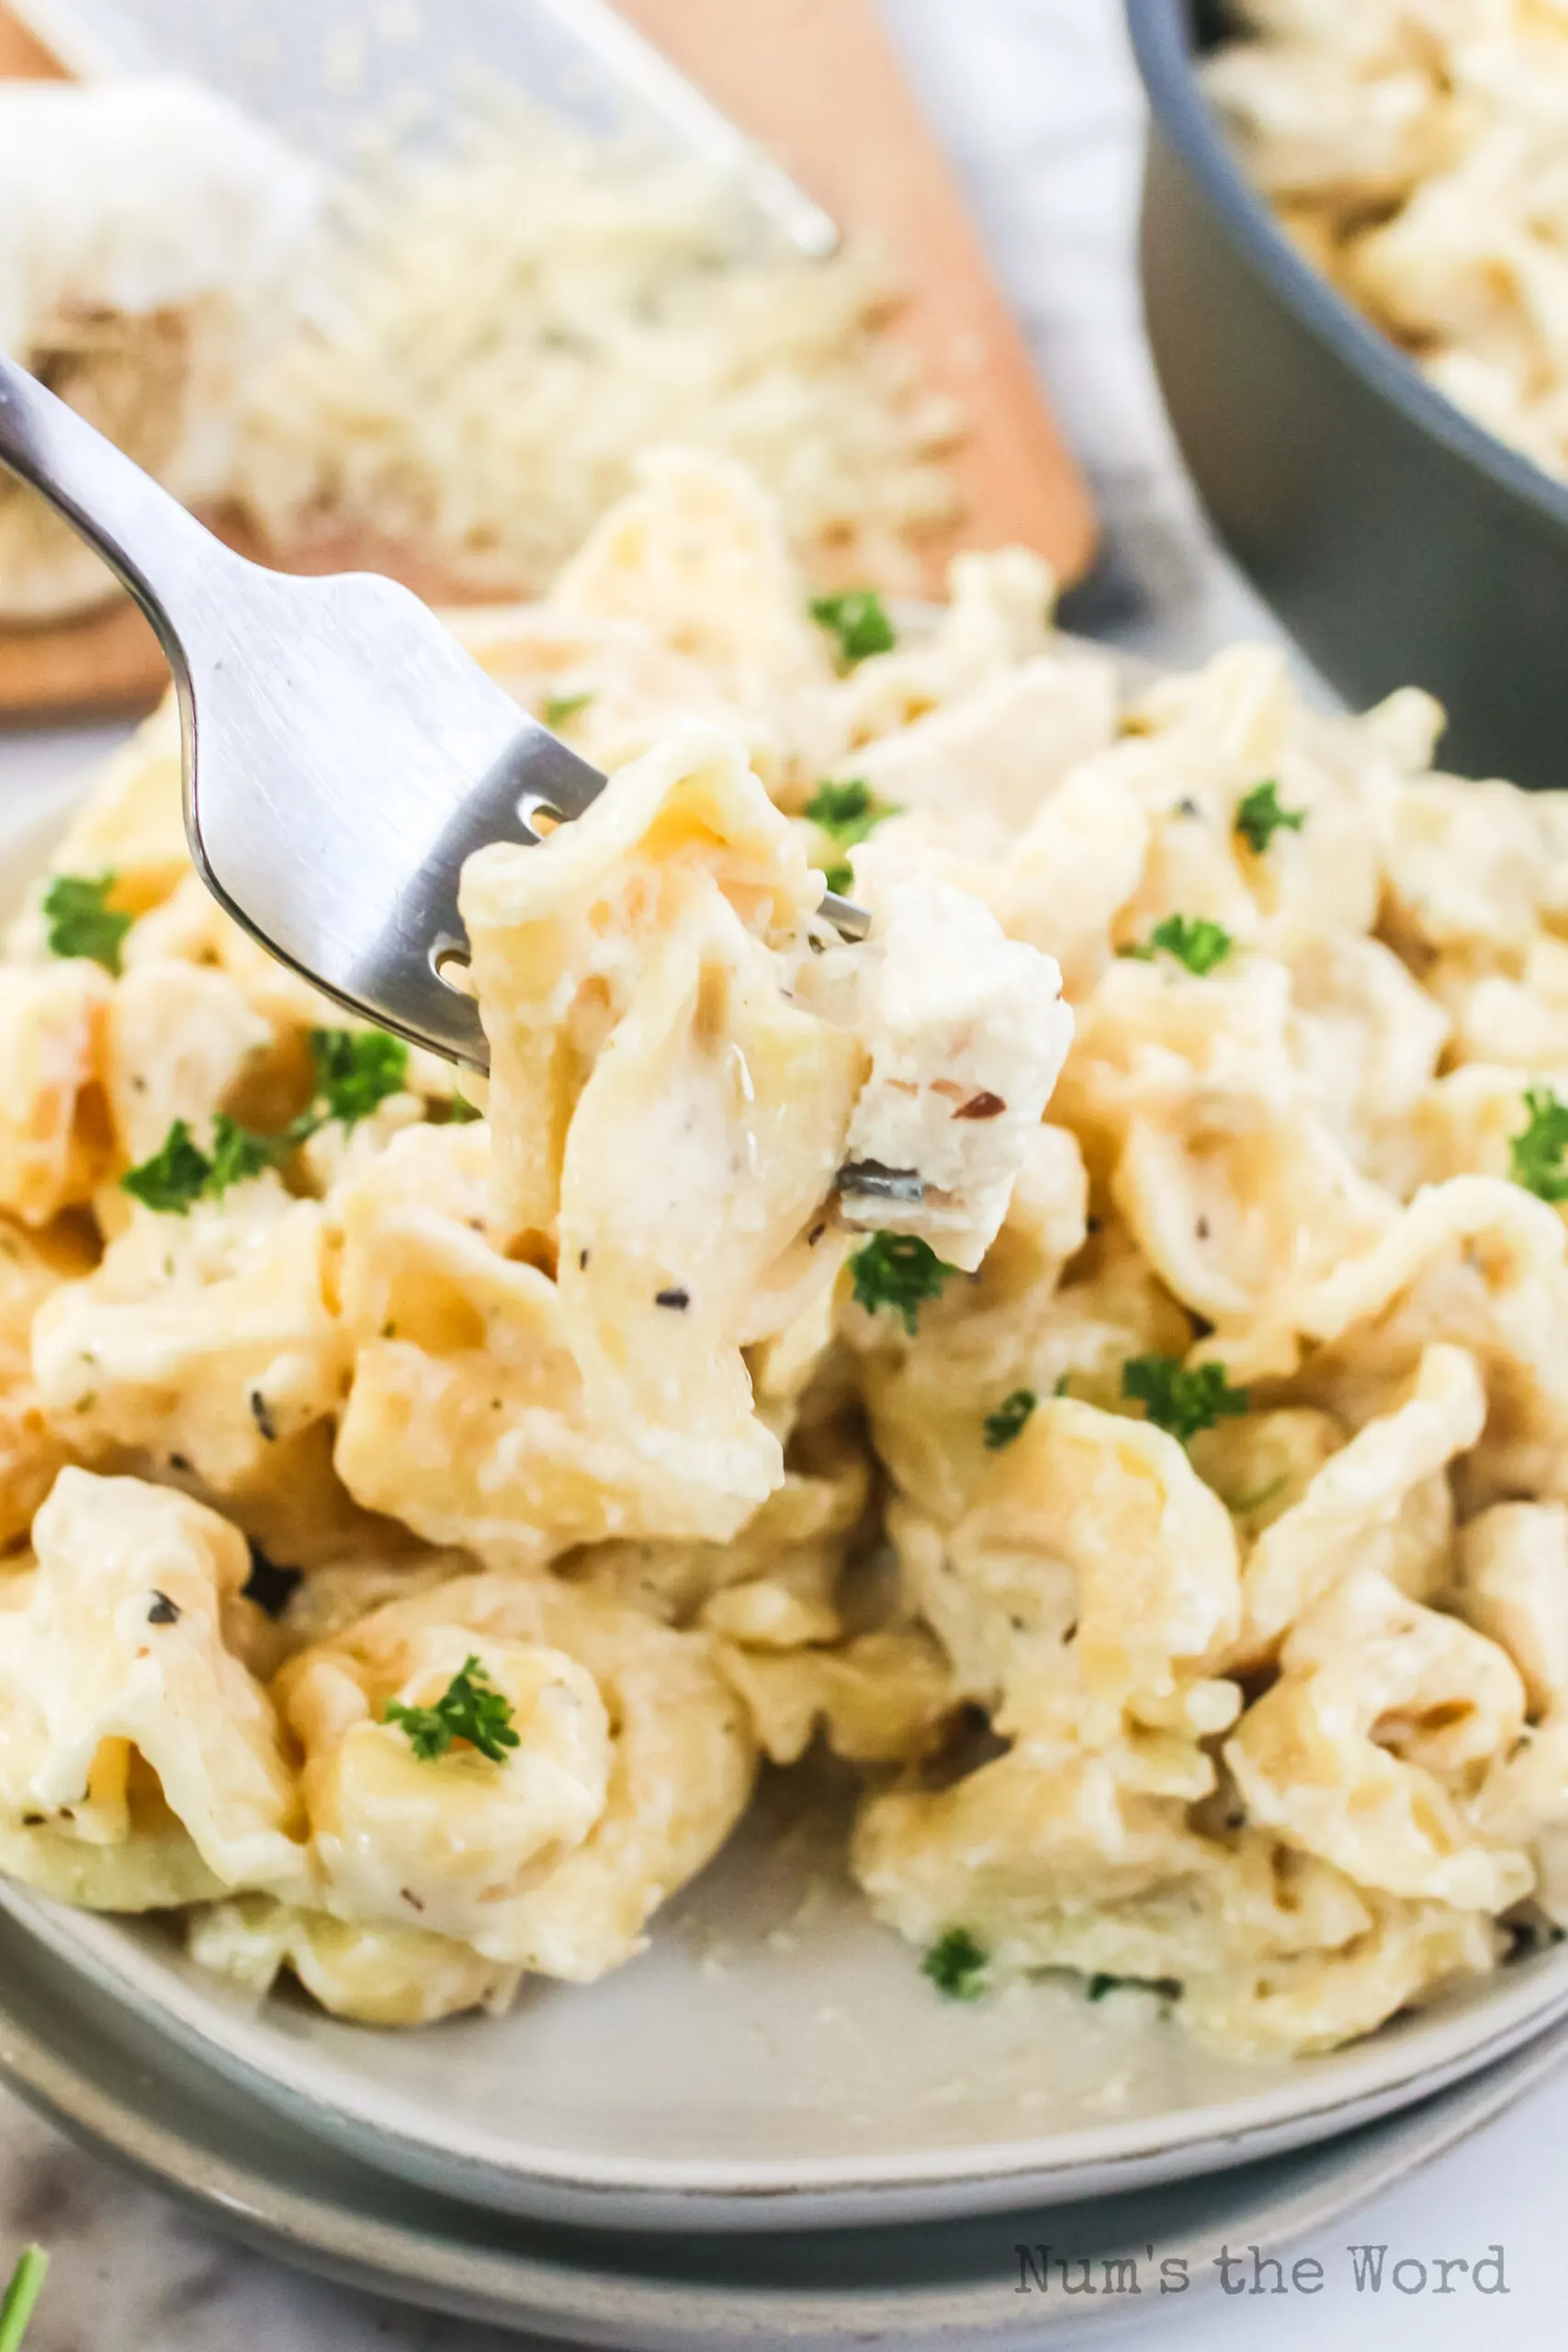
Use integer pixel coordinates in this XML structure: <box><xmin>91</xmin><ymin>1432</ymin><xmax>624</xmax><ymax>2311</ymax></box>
<box><xmin>5</xmin><ymin>772</ymin><xmax>1568</xmax><ymax>2231</ymax></box>
<box><xmin>6</xmin><ymin>1771</ymin><xmax>1568</xmax><ymax>2233</ymax></box>
<box><xmin>0</xmin><ymin>1896</ymin><xmax>1562</xmax><ymax>2352</ymax></box>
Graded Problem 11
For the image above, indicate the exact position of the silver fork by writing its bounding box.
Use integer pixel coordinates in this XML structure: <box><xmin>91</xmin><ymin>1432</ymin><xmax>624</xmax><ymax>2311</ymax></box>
<box><xmin>0</xmin><ymin>355</ymin><xmax>867</xmax><ymax>1069</ymax></box>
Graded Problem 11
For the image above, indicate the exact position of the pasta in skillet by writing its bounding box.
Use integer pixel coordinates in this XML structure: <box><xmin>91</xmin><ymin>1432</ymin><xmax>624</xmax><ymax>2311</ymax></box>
<box><xmin>1208</xmin><ymin>2</ymin><xmax>1568</xmax><ymax>487</ymax></box>
<box><xmin>3</xmin><ymin>447</ymin><xmax>1568</xmax><ymax>2064</ymax></box>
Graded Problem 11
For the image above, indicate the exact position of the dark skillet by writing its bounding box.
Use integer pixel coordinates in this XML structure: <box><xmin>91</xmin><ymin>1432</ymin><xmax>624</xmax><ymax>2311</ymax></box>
<box><xmin>1124</xmin><ymin>0</ymin><xmax>1568</xmax><ymax>790</ymax></box>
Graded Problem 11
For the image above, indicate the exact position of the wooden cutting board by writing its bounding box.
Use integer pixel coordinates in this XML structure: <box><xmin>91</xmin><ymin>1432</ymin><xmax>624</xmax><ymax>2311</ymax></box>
<box><xmin>0</xmin><ymin>0</ymin><xmax>1095</xmax><ymax>721</ymax></box>
<box><xmin>616</xmin><ymin>0</ymin><xmax>1096</xmax><ymax>616</ymax></box>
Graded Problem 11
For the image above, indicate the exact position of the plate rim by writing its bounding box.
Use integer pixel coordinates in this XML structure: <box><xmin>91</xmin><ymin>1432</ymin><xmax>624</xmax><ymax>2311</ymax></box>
<box><xmin>0</xmin><ymin>1896</ymin><xmax>1564</xmax><ymax>2349</ymax></box>
<box><xmin>10</xmin><ymin>1770</ymin><xmax>1568</xmax><ymax>2225</ymax></box>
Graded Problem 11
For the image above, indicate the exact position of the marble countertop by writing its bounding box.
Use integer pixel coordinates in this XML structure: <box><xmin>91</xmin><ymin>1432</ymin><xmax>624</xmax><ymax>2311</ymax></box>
<box><xmin>2</xmin><ymin>1</ymin><xmax>1566</xmax><ymax>2344</ymax></box>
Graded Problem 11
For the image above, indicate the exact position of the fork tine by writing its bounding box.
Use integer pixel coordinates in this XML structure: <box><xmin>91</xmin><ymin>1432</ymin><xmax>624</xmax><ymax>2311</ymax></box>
<box><xmin>345</xmin><ymin>719</ymin><xmax>609</xmax><ymax>1069</ymax></box>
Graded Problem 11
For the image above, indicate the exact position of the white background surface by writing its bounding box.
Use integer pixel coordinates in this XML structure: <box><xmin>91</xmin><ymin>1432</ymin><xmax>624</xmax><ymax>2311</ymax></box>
<box><xmin>2</xmin><ymin>0</ymin><xmax>1566</xmax><ymax>2342</ymax></box>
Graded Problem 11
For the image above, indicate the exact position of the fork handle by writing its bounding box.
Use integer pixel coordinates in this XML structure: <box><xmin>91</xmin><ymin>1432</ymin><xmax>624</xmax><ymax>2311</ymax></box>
<box><xmin>0</xmin><ymin>351</ymin><xmax>237</xmax><ymax>660</ymax></box>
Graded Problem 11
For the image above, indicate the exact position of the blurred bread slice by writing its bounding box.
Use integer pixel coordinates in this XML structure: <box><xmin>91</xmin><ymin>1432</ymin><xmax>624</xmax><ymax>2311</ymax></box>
<box><xmin>0</xmin><ymin>74</ymin><xmax>318</xmax><ymax>623</ymax></box>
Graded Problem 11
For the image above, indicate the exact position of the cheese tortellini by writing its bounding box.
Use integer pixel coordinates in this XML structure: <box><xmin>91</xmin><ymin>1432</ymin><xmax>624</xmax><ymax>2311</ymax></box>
<box><xmin>3</xmin><ymin>451</ymin><xmax>1568</xmax><ymax>2064</ymax></box>
<box><xmin>1209</xmin><ymin>3</ymin><xmax>1568</xmax><ymax>489</ymax></box>
<box><xmin>0</xmin><ymin>1470</ymin><xmax>302</xmax><ymax>1909</ymax></box>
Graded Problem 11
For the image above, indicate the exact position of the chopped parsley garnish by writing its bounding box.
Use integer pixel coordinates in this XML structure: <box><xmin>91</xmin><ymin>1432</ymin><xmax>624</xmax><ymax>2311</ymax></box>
<box><xmin>120</xmin><ymin>1027</ymin><xmax>409</xmax><ymax>1213</ymax></box>
<box><xmin>542</xmin><ymin>690</ymin><xmax>593</xmax><ymax>729</ymax></box>
<box><xmin>1234</xmin><ymin>779</ymin><xmax>1306</xmax><ymax>855</ymax></box>
<box><xmin>983</xmin><ymin>1388</ymin><xmax>1037</xmax><ymax>1449</ymax></box>
<box><xmin>922</xmin><ymin>1928</ymin><xmax>989</xmax><ymax>2001</ymax></box>
<box><xmin>1122</xmin><ymin>913</ymin><xmax>1234</xmax><ymax>976</ymax></box>
<box><xmin>809</xmin><ymin>588</ymin><xmax>896</xmax><ymax>665</ymax></box>
<box><xmin>207</xmin><ymin>1113</ymin><xmax>277</xmax><ymax>1195</ymax></box>
<box><xmin>1122</xmin><ymin>1353</ymin><xmax>1248</xmax><ymax>1445</ymax></box>
<box><xmin>309</xmin><ymin>1026</ymin><xmax>408</xmax><ymax>1127</ymax></box>
<box><xmin>0</xmin><ymin>2245</ymin><xmax>47</xmax><ymax>2352</ymax></box>
<box><xmin>121</xmin><ymin>1114</ymin><xmax>282</xmax><ymax>1213</ymax></box>
<box><xmin>849</xmin><ymin>1231</ymin><xmax>958</xmax><ymax>1335</ymax></box>
<box><xmin>386</xmin><ymin>1654</ymin><xmax>521</xmax><ymax>1764</ymax></box>
<box><xmin>40</xmin><ymin>870</ymin><xmax>131</xmax><ymax>974</ymax></box>
<box><xmin>119</xmin><ymin>1119</ymin><xmax>216</xmax><ymax>1214</ymax></box>
<box><xmin>1509</xmin><ymin>1085</ymin><xmax>1568</xmax><ymax>1203</ymax></box>
<box><xmin>807</xmin><ymin>777</ymin><xmax>898</xmax><ymax>844</ymax></box>
<box><xmin>806</xmin><ymin>776</ymin><xmax>900</xmax><ymax>895</ymax></box>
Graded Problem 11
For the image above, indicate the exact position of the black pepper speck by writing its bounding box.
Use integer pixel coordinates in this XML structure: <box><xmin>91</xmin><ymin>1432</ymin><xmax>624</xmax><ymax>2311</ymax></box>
<box><xmin>243</xmin><ymin>1548</ymin><xmax>304</xmax><ymax>1619</ymax></box>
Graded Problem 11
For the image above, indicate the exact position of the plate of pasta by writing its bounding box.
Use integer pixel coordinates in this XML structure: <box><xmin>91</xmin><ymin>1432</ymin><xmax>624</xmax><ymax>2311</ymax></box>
<box><xmin>2</xmin><ymin>448</ymin><xmax>1568</xmax><ymax>2229</ymax></box>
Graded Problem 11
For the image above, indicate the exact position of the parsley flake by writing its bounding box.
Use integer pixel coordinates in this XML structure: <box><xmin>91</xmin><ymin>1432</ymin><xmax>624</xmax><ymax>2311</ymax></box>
<box><xmin>1234</xmin><ymin>779</ymin><xmax>1306</xmax><ymax>855</ymax></box>
<box><xmin>1510</xmin><ymin>1085</ymin><xmax>1568</xmax><ymax>1203</ymax></box>
<box><xmin>807</xmin><ymin>777</ymin><xmax>900</xmax><ymax>896</ymax></box>
<box><xmin>386</xmin><ymin>1653</ymin><xmax>521</xmax><ymax>1764</ymax></box>
<box><xmin>807</xmin><ymin>777</ymin><xmax>899</xmax><ymax>846</ymax></box>
<box><xmin>1122</xmin><ymin>913</ymin><xmax>1234</xmax><ymax>976</ymax></box>
<box><xmin>922</xmin><ymin>1928</ymin><xmax>989</xmax><ymax>2001</ymax></box>
<box><xmin>121</xmin><ymin>1113</ymin><xmax>288</xmax><ymax>1214</ymax></box>
<box><xmin>850</xmin><ymin>1231</ymin><xmax>958</xmax><ymax>1335</ymax></box>
<box><xmin>119</xmin><ymin>1120</ymin><xmax>215</xmax><ymax>1215</ymax></box>
<box><xmin>0</xmin><ymin>2245</ymin><xmax>47</xmax><ymax>2352</ymax></box>
<box><xmin>309</xmin><ymin>1027</ymin><xmax>409</xmax><ymax>1127</ymax></box>
<box><xmin>983</xmin><ymin>1388</ymin><xmax>1037</xmax><ymax>1449</ymax></box>
<box><xmin>125</xmin><ymin>1030</ymin><xmax>410</xmax><ymax>1210</ymax></box>
<box><xmin>41</xmin><ymin>871</ymin><xmax>131</xmax><ymax>974</ymax></box>
<box><xmin>1122</xmin><ymin>1353</ymin><xmax>1248</xmax><ymax>1445</ymax></box>
<box><xmin>542</xmin><ymin>690</ymin><xmax>593</xmax><ymax>729</ymax></box>
<box><xmin>207</xmin><ymin>1114</ymin><xmax>278</xmax><ymax>1196</ymax></box>
<box><xmin>809</xmin><ymin>588</ymin><xmax>896</xmax><ymax>666</ymax></box>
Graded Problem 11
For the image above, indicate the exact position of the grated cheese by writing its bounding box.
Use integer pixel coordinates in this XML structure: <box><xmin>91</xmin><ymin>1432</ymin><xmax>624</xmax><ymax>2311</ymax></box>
<box><xmin>232</xmin><ymin>111</ymin><xmax>964</xmax><ymax>597</ymax></box>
